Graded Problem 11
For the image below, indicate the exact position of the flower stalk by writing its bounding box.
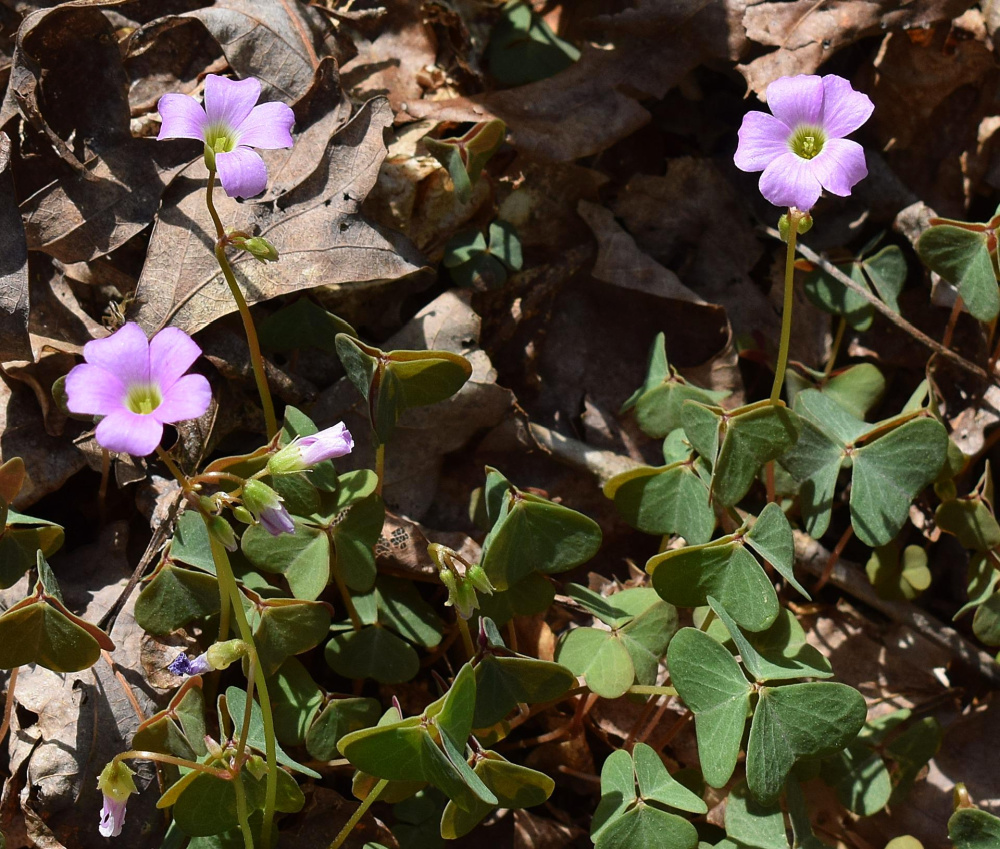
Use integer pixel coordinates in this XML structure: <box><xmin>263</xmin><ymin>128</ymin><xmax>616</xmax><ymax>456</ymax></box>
<box><xmin>771</xmin><ymin>208</ymin><xmax>805</xmax><ymax>404</ymax></box>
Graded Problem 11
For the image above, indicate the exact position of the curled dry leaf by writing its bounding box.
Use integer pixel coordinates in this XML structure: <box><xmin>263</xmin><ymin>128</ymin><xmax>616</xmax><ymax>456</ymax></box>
<box><xmin>133</xmin><ymin>97</ymin><xmax>425</xmax><ymax>335</ymax></box>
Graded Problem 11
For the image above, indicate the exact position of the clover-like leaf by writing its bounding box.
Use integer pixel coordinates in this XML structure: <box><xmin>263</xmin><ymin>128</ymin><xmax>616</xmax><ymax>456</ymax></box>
<box><xmin>667</xmin><ymin>628</ymin><xmax>752</xmax><ymax>788</ymax></box>
<box><xmin>135</xmin><ymin>562</ymin><xmax>221</xmax><ymax>635</ymax></box>
<box><xmin>325</xmin><ymin>624</ymin><xmax>420</xmax><ymax>684</ymax></box>
<box><xmin>948</xmin><ymin>807</ymin><xmax>1000</xmax><ymax>849</ymax></box>
<box><xmin>724</xmin><ymin>780</ymin><xmax>788</xmax><ymax>849</ymax></box>
<box><xmin>424</xmin><ymin>119</ymin><xmax>505</xmax><ymax>203</ymax></box>
<box><xmin>681</xmin><ymin>399</ymin><xmax>801</xmax><ymax>507</ymax></box>
<box><xmin>134</xmin><ymin>677</ymin><xmax>208</xmax><ymax>761</ymax></box>
<box><xmin>603</xmin><ymin>461</ymin><xmax>715</xmax><ymax>543</ymax></box>
<box><xmin>918</xmin><ymin>221</ymin><xmax>999</xmax><ymax>321</ymax></box>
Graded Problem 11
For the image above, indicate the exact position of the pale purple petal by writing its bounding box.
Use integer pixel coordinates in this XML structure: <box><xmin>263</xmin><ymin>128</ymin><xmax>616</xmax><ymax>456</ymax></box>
<box><xmin>215</xmin><ymin>147</ymin><xmax>268</xmax><ymax>198</ymax></box>
<box><xmin>82</xmin><ymin>323</ymin><xmax>150</xmax><ymax>387</ymax></box>
<box><xmin>765</xmin><ymin>75</ymin><xmax>824</xmax><ymax>129</ymax></box>
<box><xmin>820</xmin><ymin>75</ymin><xmax>874</xmax><ymax>139</ymax></box>
<box><xmin>758</xmin><ymin>151</ymin><xmax>823</xmax><ymax>211</ymax></box>
<box><xmin>735</xmin><ymin>111</ymin><xmax>792</xmax><ymax>172</ymax></box>
<box><xmin>65</xmin><ymin>364</ymin><xmax>126</xmax><ymax>417</ymax></box>
<box><xmin>148</xmin><ymin>327</ymin><xmax>203</xmax><ymax>391</ymax></box>
<box><xmin>299</xmin><ymin>422</ymin><xmax>354</xmax><ymax>465</ymax></box>
<box><xmin>153</xmin><ymin>374</ymin><xmax>212</xmax><ymax>424</ymax></box>
<box><xmin>808</xmin><ymin>138</ymin><xmax>868</xmax><ymax>197</ymax></box>
<box><xmin>95</xmin><ymin>409</ymin><xmax>164</xmax><ymax>456</ymax></box>
<box><xmin>259</xmin><ymin>503</ymin><xmax>296</xmax><ymax>536</ymax></box>
<box><xmin>235</xmin><ymin>102</ymin><xmax>295</xmax><ymax>150</ymax></box>
<box><xmin>203</xmin><ymin>75</ymin><xmax>261</xmax><ymax>132</ymax></box>
<box><xmin>169</xmin><ymin>652</ymin><xmax>212</xmax><ymax>676</ymax></box>
<box><xmin>156</xmin><ymin>93</ymin><xmax>209</xmax><ymax>141</ymax></box>
<box><xmin>99</xmin><ymin>795</ymin><xmax>127</xmax><ymax>838</ymax></box>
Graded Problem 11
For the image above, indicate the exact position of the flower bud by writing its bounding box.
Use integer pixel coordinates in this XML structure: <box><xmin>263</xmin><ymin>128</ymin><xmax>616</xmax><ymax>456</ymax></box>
<box><xmin>233</xmin><ymin>235</ymin><xmax>279</xmax><ymax>263</ymax></box>
<box><xmin>778</xmin><ymin>210</ymin><xmax>814</xmax><ymax>242</ymax></box>
<box><xmin>246</xmin><ymin>754</ymin><xmax>268</xmax><ymax>780</ymax></box>
<box><xmin>206</xmin><ymin>639</ymin><xmax>249</xmax><ymax>670</ymax></box>
<box><xmin>97</xmin><ymin>761</ymin><xmax>138</xmax><ymax>838</ymax></box>
<box><xmin>465</xmin><ymin>564</ymin><xmax>494</xmax><ymax>597</ymax></box>
<box><xmin>206</xmin><ymin>514</ymin><xmax>237</xmax><ymax>551</ymax></box>
<box><xmin>242</xmin><ymin>480</ymin><xmax>294</xmax><ymax>537</ymax></box>
<box><xmin>268</xmin><ymin>422</ymin><xmax>354</xmax><ymax>475</ymax></box>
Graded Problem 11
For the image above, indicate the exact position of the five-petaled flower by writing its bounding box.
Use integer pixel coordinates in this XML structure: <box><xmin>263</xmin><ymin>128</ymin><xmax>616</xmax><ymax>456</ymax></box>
<box><xmin>268</xmin><ymin>422</ymin><xmax>354</xmax><ymax>475</ymax></box>
<box><xmin>735</xmin><ymin>74</ymin><xmax>874</xmax><ymax>212</ymax></box>
<box><xmin>65</xmin><ymin>322</ymin><xmax>212</xmax><ymax>457</ymax></box>
<box><xmin>157</xmin><ymin>74</ymin><xmax>294</xmax><ymax>199</ymax></box>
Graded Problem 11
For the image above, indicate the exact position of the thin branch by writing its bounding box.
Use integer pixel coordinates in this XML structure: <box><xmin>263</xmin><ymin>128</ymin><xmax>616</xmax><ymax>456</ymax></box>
<box><xmin>765</xmin><ymin>227</ymin><xmax>989</xmax><ymax>382</ymax></box>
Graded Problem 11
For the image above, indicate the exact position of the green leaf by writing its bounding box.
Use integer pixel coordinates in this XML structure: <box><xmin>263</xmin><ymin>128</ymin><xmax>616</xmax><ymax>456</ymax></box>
<box><xmin>486</xmin><ymin>1</ymin><xmax>580</xmax><ymax>87</ymax></box>
<box><xmin>242</xmin><ymin>520</ymin><xmax>330</xmax><ymax>600</ymax></box>
<box><xmin>251</xmin><ymin>597</ymin><xmax>332</xmax><ymax>677</ymax></box>
<box><xmin>595</xmin><ymin>802</ymin><xmax>699</xmax><ymax>849</ymax></box>
<box><xmin>724</xmin><ymin>780</ymin><xmax>789</xmax><ymax>849</ymax></box>
<box><xmin>223</xmin><ymin>686</ymin><xmax>321</xmax><ymax>777</ymax></box>
<box><xmin>618</xmin><ymin>596</ymin><xmax>679</xmax><ymax>685</ymax></box>
<box><xmin>134</xmin><ymin>563</ymin><xmax>220</xmax><ymax>635</ymax></box>
<box><xmin>305</xmin><ymin>697</ymin><xmax>382</xmax><ymax>761</ymax></box>
<box><xmin>325</xmin><ymin>625</ymin><xmax>420</xmax><ymax>684</ymax></box>
<box><xmin>481</xmin><ymin>474</ymin><xmax>601</xmax><ymax>590</ymax></box>
<box><xmin>472</xmin><ymin>654</ymin><xmax>576</xmax><ymax>727</ymax></box>
<box><xmin>973</xmin><ymin>590</ymin><xmax>1000</xmax><ymax>645</ymax></box>
<box><xmin>885</xmin><ymin>717</ymin><xmax>942</xmax><ymax>803</ymax></box>
<box><xmin>850</xmin><ymin>417</ymin><xmax>948</xmax><ymax>547</ymax></box>
<box><xmin>133</xmin><ymin>678</ymin><xmax>208</xmax><ymax>761</ymax></box>
<box><xmin>706</xmin><ymin>599</ymin><xmax>831</xmax><ymax>683</ymax></box>
<box><xmin>603</xmin><ymin>463</ymin><xmax>715</xmax><ymax>543</ymax></box>
<box><xmin>476</xmin><ymin>571</ymin><xmax>555</xmax><ymax>625</ymax></box>
<box><xmin>271</xmin><ymin>657</ymin><xmax>322</xmax><ymax>747</ymax></box>
<box><xmin>822</xmin><ymin>743</ymin><xmax>891</xmax><ymax>816</ymax></box>
<box><xmin>865</xmin><ymin>544</ymin><xmax>931</xmax><ymax>601</ymax></box>
<box><xmin>667</xmin><ymin>628</ymin><xmax>752</xmax><ymax>788</ymax></box>
<box><xmin>745</xmin><ymin>503</ymin><xmax>810</xmax><ymax>599</ymax></box>
<box><xmin>803</xmin><ymin>260</ymin><xmax>874</xmax><ymax>330</ymax></box>
<box><xmin>258</xmin><ymin>298</ymin><xmax>356</xmax><ymax>353</ymax></box>
<box><xmin>170</xmin><ymin>509</ymin><xmax>217</xmax><ymax>574</ymax></box>
<box><xmin>0</xmin><ymin>513</ymin><xmax>64</xmax><ymax>589</ymax></box>
<box><xmin>822</xmin><ymin>364</ymin><xmax>886</xmax><ymax>420</ymax></box>
<box><xmin>555</xmin><ymin>627</ymin><xmax>634</xmax><ymax>698</ymax></box>
<box><xmin>442</xmin><ymin>229</ymin><xmax>488</xmax><ymax>266</ymax></box>
<box><xmin>374</xmin><ymin>575</ymin><xmax>442</xmax><ymax>648</ymax></box>
<box><xmin>623</xmin><ymin>335</ymin><xmax>729</xmax><ymax>439</ymax></box>
<box><xmin>633</xmin><ymin>743</ymin><xmax>707</xmax><ymax>814</ymax></box>
<box><xmin>948</xmin><ymin>808</ymin><xmax>1000</xmax><ymax>849</ymax></box>
<box><xmin>648</xmin><ymin>529</ymin><xmax>780</xmax><ymax>633</ymax></box>
<box><xmin>746</xmin><ymin>682</ymin><xmax>867</xmax><ymax>804</ymax></box>
<box><xmin>335</xmin><ymin>336</ymin><xmax>473</xmax><ymax>444</ymax></box>
<box><xmin>682</xmin><ymin>401</ymin><xmax>801</xmax><ymax>507</ymax></box>
<box><xmin>936</xmin><ymin>497</ymin><xmax>1000</xmax><ymax>552</ymax></box>
<box><xmin>917</xmin><ymin>224</ymin><xmax>999</xmax><ymax>321</ymax></box>
<box><xmin>861</xmin><ymin>245</ymin><xmax>905</xmax><ymax>313</ymax></box>
<box><xmin>424</xmin><ymin>119</ymin><xmax>505</xmax><ymax>203</ymax></box>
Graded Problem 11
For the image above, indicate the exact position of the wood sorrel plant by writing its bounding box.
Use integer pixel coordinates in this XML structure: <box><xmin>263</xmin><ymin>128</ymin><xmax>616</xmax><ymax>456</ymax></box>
<box><xmin>6</xmin><ymin>62</ymin><xmax>997</xmax><ymax>849</ymax></box>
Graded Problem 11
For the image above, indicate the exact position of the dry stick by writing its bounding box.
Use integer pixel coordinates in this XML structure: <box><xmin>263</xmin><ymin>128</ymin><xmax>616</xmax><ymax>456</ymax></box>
<box><xmin>764</xmin><ymin>227</ymin><xmax>990</xmax><ymax>382</ymax></box>
<box><xmin>529</xmin><ymin>422</ymin><xmax>1000</xmax><ymax>686</ymax></box>
<box><xmin>813</xmin><ymin>524</ymin><xmax>854</xmax><ymax>594</ymax></box>
<box><xmin>0</xmin><ymin>666</ymin><xmax>18</xmax><ymax>745</ymax></box>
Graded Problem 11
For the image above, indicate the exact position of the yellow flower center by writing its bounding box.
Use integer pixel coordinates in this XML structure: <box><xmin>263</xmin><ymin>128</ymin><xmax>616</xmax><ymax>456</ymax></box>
<box><xmin>789</xmin><ymin>124</ymin><xmax>826</xmax><ymax>160</ymax></box>
<box><xmin>125</xmin><ymin>384</ymin><xmax>162</xmax><ymax>415</ymax></box>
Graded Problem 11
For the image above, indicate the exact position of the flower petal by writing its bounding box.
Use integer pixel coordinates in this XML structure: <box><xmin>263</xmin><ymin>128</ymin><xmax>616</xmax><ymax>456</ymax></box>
<box><xmin>765</xmin><ymin>75</ymin><xmax>824</xmax><ymax>129</ymax></box>
<box><xmin>809</xmin><ymin>138</ymin><xmax>868</xmax><ymax>197</ymax></box>
<box><xmin>153</xmin><ymin>373</ymin><xmax>212</xmax><ymax>424</ymax></box>
<box><xmin>83</xmin><ymin>323</ymin><xmax>150</xmax><ymax>387</ymax></box>
<box><xmin>260</xmin><ymin>504</ymin><xmax>296</xmax><ymax>536</ymax></box>
<box><xmin>148</xmin><ymin>326</ymin><xmax>203</xmax><ymax>391</ymax></box>
<box><xmin>820</xmin><ymin>75</ymin><xmax>874</xmax><ymax>139</ymax></box>
<box><xmin>95</xmin><ymin>410</ymin><xmax>164</xmax><ymax>456</ymax></box>
<box><xmin>156</xmin><ymin>93</ymin><xmax>209</xmax><ymax>141</ymax></box>
<box><xmin>758</xmin><ymin>151</ymin><xmax>823</xmax><ymax>211</ymax></box>
<box><xmin>235</xmin><ymin>102</ymin><xmax>295</xmax><ymax>150</ymax></box>
<box><xmin>65</xmin><ymin>364</ymin><xmax>126</xmax><ymax>417</ymax></box>
<box><xmin>735</xmin><ymin>111</ymin><xmax>791</xmax><ymax>173</ymax></box>
<box><xmin>203</xmin><ymin>74</ymin><xmax>261</xmax><ymax>132</ymax></box>
<box><xmin>215</xmin><ymin>147</ymin><xmax>268</xmax><ymax>198</ymax></box>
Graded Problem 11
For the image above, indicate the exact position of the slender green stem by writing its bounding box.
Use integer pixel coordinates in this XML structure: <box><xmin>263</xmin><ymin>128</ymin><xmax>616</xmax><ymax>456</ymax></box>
<box><xmin>206</xmin><ymin>171</ymin><xmax>278</xmax><ymax>439</ymax></box>
<box><xmin>234</xmin><ymin>655</ymin><xmax>257</xmax><ymax>765</ymax></box>
<box><xmin>232</xmin><ymin>774</ymin><xmax>256</xmax><ymax>849</ymax></box>
<box><xmin>457</xmin><ymin>616</ymin><xmax>475</xmax><ymax>661</ymax></box>
<box><xmin>114</xmin><ymin>750</ymin><xmax>229</xmax><ymax>778</ymax></box>
<box><xmin>824</xmin><ymin>316</ymin><xmax>847</xmax><ymax>378</ymax></box>
<box><xmin>627</xmin><ymin>684</ymin><xmax>678</xmax><ymax>698</ymax></box>
<box><xmin>329</xmin><ymin>778</ymin><xmax>388</xmax><ymax>849</ymax></box>
<box><xmin>207</xmin><ymin>527</ymin><xmax>278</xmax><ymax>849</ymax></box>
<box><xmin>374</xmin><ymin>442</ymin><xmax>385</xmax><ymax>496</ymax></box>
<box><xmin>770</xmin><ymin>209</ymin><xmax>804</xmax><ymax>404</ymax></box>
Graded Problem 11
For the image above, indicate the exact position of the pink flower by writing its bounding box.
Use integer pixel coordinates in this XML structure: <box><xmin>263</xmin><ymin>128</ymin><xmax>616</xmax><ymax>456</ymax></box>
<box><xmin>157</xmin><ymin>74</ymin><xmax>294</xmax><ymax>199</ymax></box>
<box><xmin>267</xmin><ymin>423</ymin><xmax>354</xmax><ymax>475</ymax></box>
<box><xmin>97</xmin><ymin>761</ymin><xmax>137</xmax><ymax>838</ymax></box>
<box><xmin>65</xmin><ymin>323</ymin><xmax>212</xmax><ymax>456</ymax></box>
<box><xmin>734</xmin><ymin>74</ymin><xmax>874</xmax><ymax>211</ymax></box>
<box><xmin>242</xmin><ymin>480</ymin><xmax>295</xmax><ymax>536</ymax></box>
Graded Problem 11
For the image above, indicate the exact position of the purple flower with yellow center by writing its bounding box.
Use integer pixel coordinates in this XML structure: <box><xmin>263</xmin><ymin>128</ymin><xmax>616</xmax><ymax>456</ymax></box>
<box><xmin>97</xmin><ymin>761</ymin><xmax>137</xmax><ymax>838</ymax></box>
<box><xmin>65</xmin><ymin>323</ymin><xmax>212</xmax><ymax>457</ymax></box>
<box><xmin>735</xmin><ymin>74</ymin><xmax>874</xmax><ymax>211</ymax></box>
<box><xmin>157</xmin><ymin>74</ymin><xmax>294</xmax><ymax>199</ymax></box>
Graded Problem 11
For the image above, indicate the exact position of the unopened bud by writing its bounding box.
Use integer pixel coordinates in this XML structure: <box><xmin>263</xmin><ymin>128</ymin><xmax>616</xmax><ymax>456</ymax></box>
<box><xmin>205</xmin><ymin>639</ymin><xmax>249</xmax><ymax>671</ymax></box>
<box><xmin>778</xmin><ymin>210</ymin><xmax>813</xmax><ymax>242</ymax></box>
<box><xmin>232</xmin><ymin>235</ymin><xmax>279</xmax><ymax>263</ymax></box>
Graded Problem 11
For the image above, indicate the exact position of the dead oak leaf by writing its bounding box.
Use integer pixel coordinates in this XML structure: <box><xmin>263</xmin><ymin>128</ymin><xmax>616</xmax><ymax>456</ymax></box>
<box><xmin>738</xmin><ymin>0</ymin><xmax>975</xmax><ymax>97</ymax></box>
<box><xmin>133</xmin><ymin>97</ymin><xmax>425</xmax><ymax>336</ymax></box>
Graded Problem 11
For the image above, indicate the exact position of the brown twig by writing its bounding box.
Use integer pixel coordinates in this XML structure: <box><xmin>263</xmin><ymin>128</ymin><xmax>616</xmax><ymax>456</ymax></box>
<box><xmin>0</xmin><ymin>666</ymin><xmax>19</xmax><ymax>745</ymax></box>
<box><xmin>942</xmin><ymin>295</ymin><xmax>965</xmax><ymax>350</ymax></box>
<box><xmin>765</xmin><ymin>227</ymin><xmax>990</xmax><ymax>382</ymax></box>
<box><xmin>813</xmin><ymin>525</ymin><xmax>854</xmax><ymax>594</ymax></box>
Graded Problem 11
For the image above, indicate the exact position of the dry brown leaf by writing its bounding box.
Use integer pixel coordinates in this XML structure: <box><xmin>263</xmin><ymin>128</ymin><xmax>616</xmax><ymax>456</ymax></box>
<box><xmin>0</xmin><ymin>132</ymin><xmax>30</xmax><ymax>361</ymax></box>
<box><xmin>738</xmin><ymin>0</ymin><xmax>975</xmax><ymax>97</ymax></box>
<box><xmin>133</xmin><ymin>97</ymin><xmax>425</xmax><ymax>335</ymax></box>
